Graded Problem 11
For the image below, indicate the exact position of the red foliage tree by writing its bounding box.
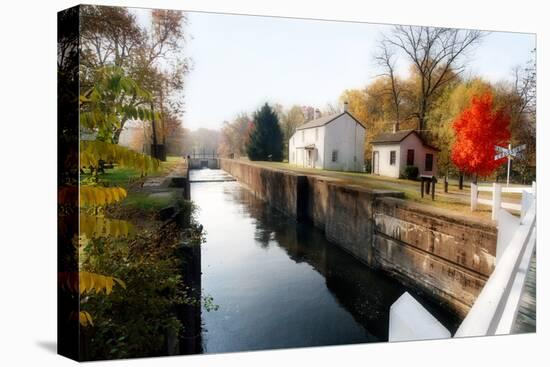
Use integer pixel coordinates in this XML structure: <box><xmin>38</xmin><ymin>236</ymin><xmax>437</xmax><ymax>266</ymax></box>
<box><xmin>451</xmin><ymin>92</ymin><xmax>511</xmax><ymax>177</ymax></box>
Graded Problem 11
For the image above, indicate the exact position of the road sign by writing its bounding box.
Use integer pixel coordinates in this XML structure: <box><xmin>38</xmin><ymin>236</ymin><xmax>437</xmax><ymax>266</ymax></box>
<box><xmin>494</xmin><ymin>144</ymin><xmax>526</xmax><ymax>161</ymax></box>
<box><xmin>494</xmin><ymin>143</ymin><xmax>526</xmax><ymax>185</ymax></box>
<box><xmin>495</xmin><ymin>146</ymin><xmax>508</xmax><ymax>154</ymax></box>
<box><xmin>510</xmin><ymin>144</ymin><xmax>526</xmax><ymax>156</ymax></box>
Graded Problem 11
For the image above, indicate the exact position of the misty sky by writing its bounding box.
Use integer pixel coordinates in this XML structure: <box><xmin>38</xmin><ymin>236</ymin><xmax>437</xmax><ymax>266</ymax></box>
<box><xmin>133</xmin><ymin>9</ymin><xmax>535</xmax><ymax>131</ymax></box>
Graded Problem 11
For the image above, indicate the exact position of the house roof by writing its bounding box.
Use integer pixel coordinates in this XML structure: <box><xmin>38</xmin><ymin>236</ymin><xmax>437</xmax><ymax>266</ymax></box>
<box><xmin>371</xmin><ymin>129</ymin><xmax>440</xmax><ymax>151</ymax></box>
<box><xmin>296</xmin><ymin>111</ymin><xmax>366</xmax><ymax>131</ymax></box>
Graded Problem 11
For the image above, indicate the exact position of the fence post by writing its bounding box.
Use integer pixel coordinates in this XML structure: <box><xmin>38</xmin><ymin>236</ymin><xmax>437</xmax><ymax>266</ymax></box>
<box><xmin>492</xmin><ymin>183</ymin><xmax>501</xmax><ymax>221</ymax></box>
<box><xmin>471</xmin><ymin>183</ymin><xmax>477</xmax><ymax>211</ymax></box>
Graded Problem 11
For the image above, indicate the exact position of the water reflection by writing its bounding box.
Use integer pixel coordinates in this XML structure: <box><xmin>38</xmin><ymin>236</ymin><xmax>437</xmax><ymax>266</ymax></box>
<box><xmin>191</xmin><ymin>171</ymin><xmax>460</xmax><ymax>354</ymax></box>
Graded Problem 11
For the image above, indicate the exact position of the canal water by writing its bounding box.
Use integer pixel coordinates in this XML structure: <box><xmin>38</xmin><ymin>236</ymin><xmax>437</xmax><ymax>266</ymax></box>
<box><xmin>190</xmin><ymin>169</ymin><xmax>460</xmax><ymax>354</ymax></box>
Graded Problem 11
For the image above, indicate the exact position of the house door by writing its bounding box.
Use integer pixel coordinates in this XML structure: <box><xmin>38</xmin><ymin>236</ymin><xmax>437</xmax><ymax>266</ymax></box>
<box><xmin>306</xmin><ymin>150</ymin><xmax>313</xmax><ymax>168</ymax></box>
<box><xmin>373</xmin><ymin>151</ymin><xmax>379</xmax><ymax>174</ymax></box>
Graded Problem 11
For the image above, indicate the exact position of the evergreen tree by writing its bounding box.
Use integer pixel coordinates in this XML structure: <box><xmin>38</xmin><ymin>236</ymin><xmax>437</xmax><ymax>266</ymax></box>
<box><xmin>246</xmin><ymin>103</ymin><xmax>283</xmax><ymax>161</ymax></box>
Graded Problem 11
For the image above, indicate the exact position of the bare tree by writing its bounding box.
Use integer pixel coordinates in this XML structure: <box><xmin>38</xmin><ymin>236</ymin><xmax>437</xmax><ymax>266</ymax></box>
<box><xmin>511</xmin><ymin>49</ymin><xmax>536</xmax><ymax>120</ymax></box>
<box><xmin>375</xmin><ymin>41</ymin><xmax>404</xmax><ymax>129</ymax></box>
<box><xmin>509</xmin><ymin>49</ymin><xmax>536</xmax><ymax>180</ymax></box>
<box><xmin>383</xmin><ymin>25</ymin><xmax>484</xmax><ymax>132</ymax></box>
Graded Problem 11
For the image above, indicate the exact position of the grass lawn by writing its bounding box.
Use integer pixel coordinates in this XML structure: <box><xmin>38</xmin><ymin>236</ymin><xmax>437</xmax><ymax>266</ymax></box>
<box><xmin>81</xmin><ymin>155</ymin><xmax>185</xmax><ymax>217</ymax></box>
<box><xmin>81</xmin><ymin>155</ymin><xmax>184</xmax><ymax>188</ymax></box>
<box><xmin>156</xmin><ymin>155</ymin><xmax>183</xmax><ymax>176</ymax></box>
<box><xmin>121</xmin><ymin>192</ymin><xmax>177</xmax><ymax>211</ymax></box>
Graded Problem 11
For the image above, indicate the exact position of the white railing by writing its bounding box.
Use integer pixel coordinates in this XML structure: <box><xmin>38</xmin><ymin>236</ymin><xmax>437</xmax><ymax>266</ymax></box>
<box><xmin>389</xmin><ymin>189</ymin><xmax>536</xmax><ymax>341</ymax></box>
<box><xmin>471</xmin><ymin>182</ymin><xmax>536</xmax><ymax>220</ymax></box>
<box><xmin>455</xmin><ymin>191</ymin><xmax>536</xmax><ymax>337</ymax></box>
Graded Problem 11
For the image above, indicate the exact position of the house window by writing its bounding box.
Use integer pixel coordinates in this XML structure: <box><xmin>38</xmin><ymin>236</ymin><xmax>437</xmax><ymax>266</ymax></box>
<box><xmin>425</xmin><ymin>153</ymin><xmax>434</xmax><ymax>171</ymax></box>
<box><xmin>315</xmin><ymin>128</ymin><xmax>319</xmax><ymax>141</ymax></box>
<box><xmin>407</xmin><ymin>149</ymin><xmax>415</xmax><ymax>166</ymax></box>
<box><xmin>390</xmin><ymin>151</ymin><xmax>396</xmax><ymax>165</ymax></box>
<box><xmin>332</xmin><ymin>150</ymin><xmax>338</xmax><ymax>162</ymax></box>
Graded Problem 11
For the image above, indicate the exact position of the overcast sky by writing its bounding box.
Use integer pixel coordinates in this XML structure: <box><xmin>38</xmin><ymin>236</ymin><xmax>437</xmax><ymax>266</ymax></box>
<box><xmin>133</xmin><ymin>9</ymin><xmax>535</xmax><ymax>131</ymax></box>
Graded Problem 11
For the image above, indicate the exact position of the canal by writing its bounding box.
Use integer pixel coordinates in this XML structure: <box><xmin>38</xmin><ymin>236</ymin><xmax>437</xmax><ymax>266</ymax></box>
<box><xmin>190</xmin><ymin>169</ymin><xmax>460</xmax><ymax>354</ymax></box>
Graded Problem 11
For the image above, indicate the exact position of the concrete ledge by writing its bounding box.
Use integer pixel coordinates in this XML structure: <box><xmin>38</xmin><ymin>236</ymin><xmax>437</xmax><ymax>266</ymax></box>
<box><xmin>389</xmin><ymin>292</ymin><xmax>451</xmax><ymax>342</ymax></box>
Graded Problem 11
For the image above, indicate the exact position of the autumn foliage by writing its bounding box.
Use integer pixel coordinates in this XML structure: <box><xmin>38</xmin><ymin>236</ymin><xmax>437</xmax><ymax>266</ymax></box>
<box><xmin>451</xmin><ymin>92</ymin><xmax>511</xmax><ymax>177</ymax></box>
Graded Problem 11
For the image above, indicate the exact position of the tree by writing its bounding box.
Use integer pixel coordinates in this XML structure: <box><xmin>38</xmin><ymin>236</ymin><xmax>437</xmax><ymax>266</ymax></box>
<box><xmin>80</xmin><ymin>5</ymin><xmax>190</xmax><ymax>144</ymax></box>
<box><xmin>246</xmin><ymin>103</ymin><xmax>283</xmax><ymax>161</ymax></box>
<box><xmin>218</xmin><ymin>113</ymin><xmax>251</xmax><ymax>158</ymax></box>
<box><xmin>80</xmin><ymin>6</ymin><xmax>144</xmax><ymax>69</ymax></box>
<box><xmin>340</xmin><ymin>81</ymin><xmax>414</xmax><ymax>162</ymax></box>
<box><xmin>506</xmin><ymin>50</ymin><xmax>536</xmax><ymax>182</ymax></box>
<box><xmin>80</xmin><ymin>65</ymin><xmax>157</xmax><ymax>145</ymax></box>
<box><xmin>75</xmin><ymin>65</ymin><xmax>160</xmax><ymax>328</ymax></box>
<box><xmin>451</xmin><ymin>92</ymin><xmax>510</xmax><ymax>180</ymax></box>
<box><xmin>383</xmin><ymin>26</ymin><xmax>484</xmax><ymax>132</ymax></box>
<box><xmin>427</xmin><ymin>78</ymin><xmax>493</xmax><ymax>176</ymax></box>
<box><xmin>375</xmin><ymin>41</ymin><xmax>406</xmax><ymax>128</ymax></box>
<box><xmin>279</xmin><ymin>105</ymin><xmax>305</xmax><ymax>160</ymax></box>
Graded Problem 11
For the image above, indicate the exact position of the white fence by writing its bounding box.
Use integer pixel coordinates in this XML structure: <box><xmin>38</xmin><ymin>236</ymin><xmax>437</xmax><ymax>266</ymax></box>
<box><xmin>471</xmin><ymin>182</ymin><xmax>536</xmax><ymax>220</ymax></box>
<box><xmin>390</xmin><ymin>189</ymin><xmax>536</xmax><ymax>341</ymax></box>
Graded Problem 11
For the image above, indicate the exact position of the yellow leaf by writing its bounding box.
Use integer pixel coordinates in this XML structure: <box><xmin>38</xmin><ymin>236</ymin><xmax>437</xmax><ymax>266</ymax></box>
<box><xmin>80</xmin><ymin>187</ymin><xmax>128</xmax><ymax>207</ymax></box>
<box><xmin>79</xmin><ymin>311</ymin><xmax>88</xmax><ymax>326</ymax></box>
<box><xmin>79</xmin><ymin>271</ymin><xmax>90</xmax><ymax>294</ymax></box>
<box><xmin>79</xmin><ymin>272</ymin><xmax>126</xmax><ymax>295</ymax></box>
<box><xmin>79</xmin><ymin>311</ymin><xmax>94</xmax><ymax>327</ymax></box>
<box><xmin>113</xmin><ymin>277</ymin><xmax>126</xmax><ymax>289</ymax></box>
<box><xmin>80</xmin><ymin>215</ymin><xmax>134</xmax><ymax>238</ymax></box>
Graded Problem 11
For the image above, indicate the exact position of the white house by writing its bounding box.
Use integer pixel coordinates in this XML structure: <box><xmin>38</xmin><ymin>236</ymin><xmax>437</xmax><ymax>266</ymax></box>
<box><xmin>371</xmin><ymin>129</ymin><xmax>439</xmax><ymax>178</ymax></box>
<box><xmin>288</xmin><ymin>106</ymin><xmax>365</xmax><ymax>172</ymax></box>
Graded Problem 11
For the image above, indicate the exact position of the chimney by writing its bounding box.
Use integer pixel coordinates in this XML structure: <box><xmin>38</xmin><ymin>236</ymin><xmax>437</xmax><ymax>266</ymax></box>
<box><xmin>393</xmin><ymin>121</ymin><xmax>399</xmax><ymax>133</ymax></box>
<box><xmin>314</xmin><ymin>108</ymin><xmax>321</xmax><ymax>119</ymax></box>
<box><xmin>343</xmin><ymin>101</ymin><xmax>349</xmax><ymax>112</ymax></box>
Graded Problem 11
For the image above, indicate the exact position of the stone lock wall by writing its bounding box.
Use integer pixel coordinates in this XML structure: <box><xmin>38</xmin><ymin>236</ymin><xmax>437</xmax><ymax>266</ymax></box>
<box><xmin>372</xmin><ymin>198</ymin><xmax>497</xmax><ymax>317</ymax></box>
<box><xmin>219</xmin><ymin>159</ymin><xmax>497</xmax><ymax>316</ymax></box>
<box><xmin>220</xmin><ymin>159</ymin><xmax>302</xmax><ymax>218</ymax></box>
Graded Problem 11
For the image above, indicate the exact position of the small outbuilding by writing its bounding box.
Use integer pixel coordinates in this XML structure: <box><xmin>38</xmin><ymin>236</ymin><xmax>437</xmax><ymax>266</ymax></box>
<box><xmin>371</xmin><ymin>129</ymin><xmax>439</xmax><ymax>178</ymax></box>
<box><xmin>288</xmin><ymin>104</ymin><xmax>365</xmax><ymax>172</ymax></box>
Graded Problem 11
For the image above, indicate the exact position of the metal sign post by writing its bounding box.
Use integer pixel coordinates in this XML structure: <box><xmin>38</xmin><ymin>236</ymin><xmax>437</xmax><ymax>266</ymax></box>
<box><xmin>494</xmin><ymin>143</ymin><xmax>526</xmax><ymax>186</ymax></box>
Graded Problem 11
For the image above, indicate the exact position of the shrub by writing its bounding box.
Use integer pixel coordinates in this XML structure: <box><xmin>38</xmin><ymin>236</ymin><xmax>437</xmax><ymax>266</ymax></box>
<box><xmin>403</xmin><ymin>165</ymin><xmax>419</xmax><ymax>180</ymax></box>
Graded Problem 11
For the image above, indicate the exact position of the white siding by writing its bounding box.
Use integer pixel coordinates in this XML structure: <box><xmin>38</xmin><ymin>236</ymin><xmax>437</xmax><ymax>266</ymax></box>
<box><xmin>289</xmin><ymin>113</ymin><xmax>365</xmax><ymax>172</ymax></box>
<box><xmin>323</xmin><ymin>114</ymin><xmax>365</xmax><ymax>172</ymax></box>
<box><xmin>288</xmin><ymin>125</ymin><xmax>326</xmax><ymax>168</ymax></box>
<box><xmin>372</xmin><ymin>143</ymin><xmax>401</xmax><ymax>178</ymax></box>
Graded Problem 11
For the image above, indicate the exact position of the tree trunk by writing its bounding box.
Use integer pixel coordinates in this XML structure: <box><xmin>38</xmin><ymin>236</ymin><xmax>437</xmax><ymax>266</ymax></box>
<box><xmin>113</xmin><ymin>127</ymin><xmax>123</xmax><ymax>144</ymax></box>
<box><xmin>459</xmin><ymin>172</ymin><xmax>464</xmax><ymax>190</ymax></box>
<box><xmin>418</xmin><ymin>93</ymin><xmax>428</xmax><ymax>133</ymax></box>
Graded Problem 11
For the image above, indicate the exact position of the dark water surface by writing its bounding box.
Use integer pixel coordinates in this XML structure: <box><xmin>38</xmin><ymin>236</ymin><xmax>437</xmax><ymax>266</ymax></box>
<box><xmin>190</xmin><ymin>169</ymin><xmax>460</xmax><ymax>354</ymax></box>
